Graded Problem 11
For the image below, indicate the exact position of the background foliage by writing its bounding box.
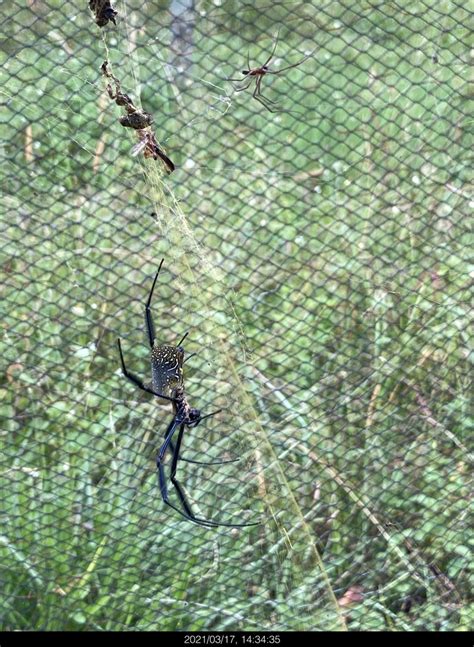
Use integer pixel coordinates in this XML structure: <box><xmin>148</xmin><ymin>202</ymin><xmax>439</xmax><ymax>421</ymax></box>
<box><xmin>1</xmin><ymin>0</ymin><xmax>472</xmax><ymax>631</ymax></box>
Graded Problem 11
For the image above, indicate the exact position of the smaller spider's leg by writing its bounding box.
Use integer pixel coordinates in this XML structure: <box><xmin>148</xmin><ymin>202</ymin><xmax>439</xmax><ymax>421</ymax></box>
<box><xmin>252</xmin><ymin>81</ymin><xmax>278</xmax><ymax>114</ymax></box>
<box><xmin>262</xmin><ymin>29</ymin><xmax>281</xmax><ymax>67</ymax></box>
<box><xmin>117</xmin><ymin>339</ymin><xmax>175</xmax><ymax>402</ymax></box>
<box><xmin>257</xmin><ymin>90</ymin><xmax>278</xmax><ymax>106</ymax></box>
<box><xmin>255</xmin><ymin>96</ymin><xmax>281</xmax><ymax>114</ymax></box>
<box><xmin>256</xmin><ymin>75</ymin><xmax>277</xmax><ymax>101</ymax></box>
<box><xmin>145</xmin><ymin>259</ymin><xmax>165</xmax><ymax>347</ymax></box>
<box><xmin>254</xmin><ymin>77</ymin><xmax>270</xmax><ymax>103</ymax></box>
<box><xmin>255</xmin><ymin>77</ymin><xmax>278</xmax><ymax>105</ymax></box>
<box><xmin>254</xmin><ymin>76</ymin><xmax>266</xmax><ymax>100</ymax></box>
<box><xmin>253</xmin><ymin>79</ymin><xmax>284</xmax><ymax>114</ymax></box>
<box><xmin>257</xmin><ymin>93</ymin><xmax>303</xmax><ymax>116</ymax></box>
<box><xmin>230</xmin><ymin>79</ymin><xmax>253</xmax><ymax>93</ymax></box>
<box><xmin>268</xmin><ymin>50</ymin><xmax>314</xmax><ymax>75</ymax></box>
<box><xmin>183</xmin><ymin>352</ymin><xmax>196</xmax><ymax>364</ymax></box>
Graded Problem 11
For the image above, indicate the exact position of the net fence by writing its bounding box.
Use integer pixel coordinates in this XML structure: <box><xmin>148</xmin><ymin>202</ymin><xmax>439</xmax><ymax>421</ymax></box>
<box><xmin>1</xmin><ymin>0</ymin><xmax>472</xmax><ymax>632</ymax></box>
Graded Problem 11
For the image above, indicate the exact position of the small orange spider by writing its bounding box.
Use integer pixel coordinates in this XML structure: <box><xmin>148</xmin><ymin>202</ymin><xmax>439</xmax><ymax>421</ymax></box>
<box><xmin>228</xmin><ymin>37</ymin><xmax>311</xmax><ymax>113</ymax></box>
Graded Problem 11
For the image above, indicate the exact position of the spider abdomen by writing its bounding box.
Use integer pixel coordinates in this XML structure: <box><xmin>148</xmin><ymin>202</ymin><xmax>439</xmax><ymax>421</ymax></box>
<box><xmin>151</xmin><ymin>344</ymin><xmax>184</xmax><ymax>398</ymax></box>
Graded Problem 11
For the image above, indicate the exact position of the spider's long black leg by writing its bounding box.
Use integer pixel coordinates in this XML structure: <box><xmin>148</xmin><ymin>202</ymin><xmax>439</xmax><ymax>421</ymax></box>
<box><xmin>168</xmin><ymin>436</ymin><xmax>239</xmax><ymax>466</ymax></box>
<box><xmin>117</xmin><ymin>339</ymin><xmax>175</xmax><ymax>403</ymax></box>
<box><xmin>232</xmin><ymin>81</ymin><xmax>253</xmax><ymax>93</ymax></box>
<box><xmin>145</xmin><ymin>259</ymin><xmax>164</xmax><ymax>348</ymax></box>
<box><xmin>186</xmin><ymin>410</ymin><xmax>239</xmax><ymax>464</ymax></box>
<box><xmin>166</xmin><ymin>408</ymin><xmax>237</xmax><ymax>465</ymax></box>
<box><xmin>157</xmin><ymin>421</ymin><xmax>222</xmax><ymax>528</ymax></box>
<box><xmin>157</xmin><ymin>419</ymin><xmax>200</xmax><ymax>519</ymax></box>
<box><xmin>166</xmin><ymin>423</ymin><xmax>260</xmax><ymax>528</ymax></box>
<box><xmin>200</xmin><ymin>409</ymin><xmax>221</xmax><ymax>422</ymax></box>
<box><xmin>176</xmin><ymin>331</ymin><xmax>189</xmax><ymax>347</ymax></box>
<box><xmin>157</xmin><ymin>417</ymin><xmax>181</xmax><ymax>471</ymax></box>
<box><xmin>164</xmin><ymin>423</ymin><xmax>225</xmax><ymax>526</ymax></box>
<box><xmin>169</xmin><ymin>439</ymin><xmax>238</xmax><ymax>465</ymax></box>
<box><xmin>160</xmin><ymin>409</ymin><xmax>222</xmax><ymax>435</ymax></box>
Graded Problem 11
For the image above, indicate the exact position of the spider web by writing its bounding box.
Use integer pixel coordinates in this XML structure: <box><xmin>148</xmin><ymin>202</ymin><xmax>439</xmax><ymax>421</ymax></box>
<box><xmin>98</xmin><ymin>3</ymin><xmax>345</xmax><ymax>626</ymax></box>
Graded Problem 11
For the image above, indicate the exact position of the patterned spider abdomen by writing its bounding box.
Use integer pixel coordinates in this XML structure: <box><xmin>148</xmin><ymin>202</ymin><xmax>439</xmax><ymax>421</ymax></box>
<box><xmin>150</xmin><ymin>344</ymin><xmax>184</xmax><ymax>399</ymax></box>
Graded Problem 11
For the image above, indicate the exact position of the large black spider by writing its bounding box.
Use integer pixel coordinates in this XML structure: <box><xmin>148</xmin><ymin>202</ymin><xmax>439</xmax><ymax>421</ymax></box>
<box><xmin>117</xmin><ymin>260</ymin><xmax>259</xmax><ymax>528</ymax></box>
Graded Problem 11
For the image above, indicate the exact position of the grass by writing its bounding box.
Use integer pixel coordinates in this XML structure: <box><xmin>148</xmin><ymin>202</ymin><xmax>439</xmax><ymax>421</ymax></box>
<box><xmin>0</xmin><ymin>0</ymin><xmax>472</xmax><ymax>632</ymax></box>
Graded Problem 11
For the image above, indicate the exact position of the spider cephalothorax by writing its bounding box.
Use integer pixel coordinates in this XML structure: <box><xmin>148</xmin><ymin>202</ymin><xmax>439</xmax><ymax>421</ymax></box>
<box><xmin>170</xmin><ymin>385</ymin><xmax>202</xmax><ymax>428</ymax></box>
<box><xmin>117</xmin><ymin>260</ymin><xmax>258</xmax><ymax>528</ymax></box>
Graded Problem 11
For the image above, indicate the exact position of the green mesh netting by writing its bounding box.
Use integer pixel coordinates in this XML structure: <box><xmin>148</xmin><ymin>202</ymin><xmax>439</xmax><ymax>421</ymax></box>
<box><xmin>1</xmin><ymin>0</ymin><xmax>472</xmax><ymax>631</ymax></box>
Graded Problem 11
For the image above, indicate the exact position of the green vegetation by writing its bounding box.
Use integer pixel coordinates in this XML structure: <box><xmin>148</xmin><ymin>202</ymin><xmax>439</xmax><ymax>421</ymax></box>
<box><xmin>0</xmin><ymin>0</ymin><xmax>472</xmax><ymax>631</ymax></box>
